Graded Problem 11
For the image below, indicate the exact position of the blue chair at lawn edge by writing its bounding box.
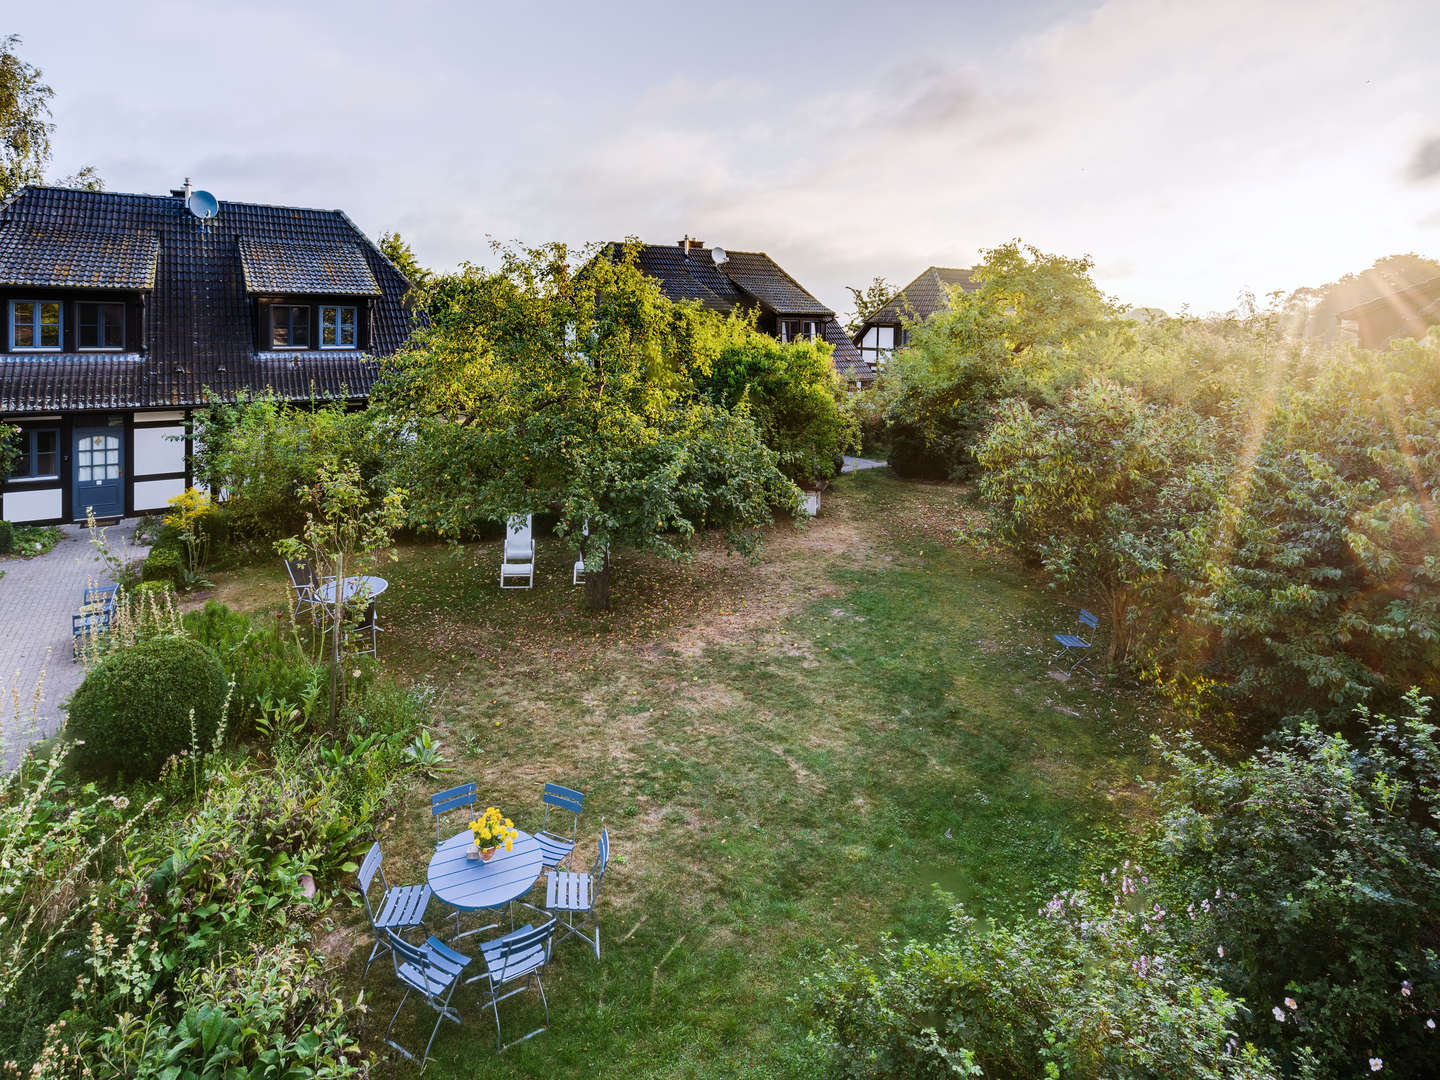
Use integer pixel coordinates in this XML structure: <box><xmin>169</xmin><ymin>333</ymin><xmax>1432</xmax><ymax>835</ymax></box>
<box><xmin>546</xmin><ymin>827</ymin><xmax>609</xmax><ymax>959</ymax></box>
<box><xmin>469</xmin><ymin>917</ymin><xmax>559</xmax><ymax>1052</ymax></box>
<box><xmin>357</xmin><ymin>842</ymin><xmax>432</xmax><ymax>982</ymax></box>
<box><xmin>1053</xmin><ymin>609</ymin><xmax>1099</xmax><ymax>673</ymax></box>
<box><xmin>431</xmin><ymin>782</ymin><xmax>479</xmax><ymax>846</ymax></box>
<box><xmin>536</xmin><ymin>783</ymin><xmax>584</xmax><ymax>870</ymax></box>
<box><xmin>381</xmin><ymin>930</ymin><xmax>473</xmax><ymax>1065</ymax></box>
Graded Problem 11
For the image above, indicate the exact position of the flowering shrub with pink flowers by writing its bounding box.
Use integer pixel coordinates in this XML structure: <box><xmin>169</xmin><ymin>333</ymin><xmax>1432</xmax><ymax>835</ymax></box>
<box><xmin>1159</xmin><ymin>691</ymin><xmax>1440</xmax><ymax>1078</ymax></box>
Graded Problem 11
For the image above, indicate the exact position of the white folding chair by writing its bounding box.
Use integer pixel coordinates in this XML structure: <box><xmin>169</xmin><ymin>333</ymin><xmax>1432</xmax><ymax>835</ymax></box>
<box><xmin>500</xmin><ymin>514</ymin><xmax>535</xmax><ymax>589</ymax></box>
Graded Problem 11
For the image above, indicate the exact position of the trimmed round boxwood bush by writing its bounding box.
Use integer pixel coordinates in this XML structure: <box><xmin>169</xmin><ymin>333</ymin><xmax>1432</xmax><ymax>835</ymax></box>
<box><xmin>141</xmin><ymin>545</ymin><xmax>183</xmax><ymax>586</ymax></box>
<box><xmin>67</xmin><ymin>636</ymin><xmax>228</xmax><ymax>777</ymax></box>
<box><xmin>0</xmin><ymin>519</ymin><xmax>13</xmax><ymax>554</ymax></box>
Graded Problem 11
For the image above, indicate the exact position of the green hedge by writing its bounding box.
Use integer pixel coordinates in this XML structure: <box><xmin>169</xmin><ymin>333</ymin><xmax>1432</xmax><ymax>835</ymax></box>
<box><xmin>0</xmin><ymin>520</ymin><xmax>13</xmax><ymax>554</ymax></box>
<box><xmin>67</xmin><ymin>636</ymin><xmax>228</xmax><ymax>777</ymax></box>
<box><xmin>141</xmin><ymin>545</ymin><xmax>183</xmax><ymax>586</ymax></box>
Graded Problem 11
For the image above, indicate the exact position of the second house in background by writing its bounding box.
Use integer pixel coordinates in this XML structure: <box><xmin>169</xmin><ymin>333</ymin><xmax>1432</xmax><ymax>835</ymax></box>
<box><xmin>852</xmin><ymin>266</ymin><xmax>979</xmax><ymax>374</ymax></box>
<box><xmin>601</xmin><ymin>237</ymin><xmax>875</xmax><ymax>388</ymax></box>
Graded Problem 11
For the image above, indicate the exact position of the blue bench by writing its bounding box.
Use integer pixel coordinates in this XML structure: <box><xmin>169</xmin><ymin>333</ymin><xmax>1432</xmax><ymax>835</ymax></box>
<box><xmin>71</xmin><ymin>585</ymin><xmax>119</xmax><ymax>659</ymax></box>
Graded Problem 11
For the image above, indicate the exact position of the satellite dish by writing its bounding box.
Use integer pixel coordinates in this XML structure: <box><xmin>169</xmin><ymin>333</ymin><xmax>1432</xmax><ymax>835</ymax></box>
<box><xmin>186</xmin><ymin>190</ymin><xmax>219</xmax><ymax>220</ymax></box>
<box><xmin>710</xmin><ymin>245</ymin><xmax>727</xmax><ymax>265</ymax></box>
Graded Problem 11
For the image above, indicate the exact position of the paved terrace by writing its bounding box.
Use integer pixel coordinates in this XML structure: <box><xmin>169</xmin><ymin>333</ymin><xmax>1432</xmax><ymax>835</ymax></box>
<box><xmin>1</xmin><ymin>519</ymin><xmax>149</xmax><ymax>769</ymax></box>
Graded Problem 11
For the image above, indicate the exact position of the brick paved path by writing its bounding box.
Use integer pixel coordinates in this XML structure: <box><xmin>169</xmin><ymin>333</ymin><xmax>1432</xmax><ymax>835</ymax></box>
<box><xmin>0</xmin><ymin>520</ymin><xmax>149</xmax><ymax>768</ymax></box>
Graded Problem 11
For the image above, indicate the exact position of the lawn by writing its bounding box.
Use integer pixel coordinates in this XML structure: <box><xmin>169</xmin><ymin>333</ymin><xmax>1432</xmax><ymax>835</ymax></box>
<box><xmin>213</xmin><ymin>471</ymin><xmax>1164</xmax><ymax>1077</ymax></box>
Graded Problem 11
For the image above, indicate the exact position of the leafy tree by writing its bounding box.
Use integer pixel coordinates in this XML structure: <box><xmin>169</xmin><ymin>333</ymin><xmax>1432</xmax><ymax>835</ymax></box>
<box><xmin>377</xmin><ymin>242</ymin><xmax>796</xmax><ymax>610</ymax></box>
<box><xmin>695</xmin><ymin>317</ymin><xmax>859</xmax><ymax>485</ymax></box>
<box><xmin>844</xmin><ymin>275</ymin><xmax>895</xmax><ymax>335</ymax></box>
<box><xmin>376</xmin><ymin>230</ymin><xmax>430</xmax><ymax>289</ymax></box>
<box><xmin>0</xmin><ymin>35</ymin><xmax>101</xmax><ymax>198</ymax></box>
<box><xmin>1166</xmin><ymin>340</ymin><xmax>1440</xmax><ymax>717</ymax></box>
<box><xmin>880</xmin><ymin>241</ymin><xmax>1120</xmax><ymax>479</ymax></box>
<box><xmin>1158</xmin><ymin>692</ymin><xmax>1440</xmax><ymax>1078</ymax></box>
<box><xmin>977</xmin><ymin>379</ymin><xmax>1220</xmax><ymax>668</ymax></box>
<box><xmin>808</xmin><ymin>888</ymin><xmax>1280</xmax><ymax>1080</ymax></box>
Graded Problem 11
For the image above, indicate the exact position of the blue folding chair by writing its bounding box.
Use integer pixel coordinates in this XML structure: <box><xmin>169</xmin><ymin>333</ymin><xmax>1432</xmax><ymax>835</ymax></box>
<box><xmin>357</xmin><ymin>842</ymin><xmax>432</xmax><ymax>982</ymax></box>
<box><xmin>431</xmin><ymin>782</ymin><xmax>478</xmax><ymax>845</ymax></box>
<box><xmin>1053</xmin><ymin>609</ymin><xmax>1099</xmax><ymax>673</ymax></box>
<box><xmin>381</xmin><ymin>930</ymin><xmax>473</xmax><ymax>1065</ymax></box>
<box><xmin>535</xmin><ymin>783</ymin><xmax>584</xmax><ymax>870</ymax></box>
<box><xmin>470</xmin><ymin>917</ymin><xmax>558</xmax><ymax>1052</ymax></box>
<box><xmin>545</xmin><ymin>827</ymin><xmax>609</xmax><ymax>959</ymax></box>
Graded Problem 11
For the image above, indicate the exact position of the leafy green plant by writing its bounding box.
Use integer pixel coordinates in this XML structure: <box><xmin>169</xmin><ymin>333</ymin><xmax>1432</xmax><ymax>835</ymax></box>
<box><xmin>1157</xmin><ymin>691</ymin><xmax>1440</xmax><ymax>1077</ymax></box>
<box><xmin>807</xmin><ymin>883</ymin><xmax>1280</xmax><ymax>1080</ymax></box>
<box><xmin>0</xmin><ymin>519</ymin><xmax>14</xmax><ymax>554</ymax></box>
<box><xmin>140</xmin><ymin>544</ymin><xmax>183</xmax><ymax>587</ymax></box>
<box><xmin>66</xmin><ymin>636</ymin><xmax>229</xmax><ymax>777</ymax></box>
<box><xmin>403</xmin><ymin>726</ymin><xmax>451</xmax><ymax>779</ymax></box>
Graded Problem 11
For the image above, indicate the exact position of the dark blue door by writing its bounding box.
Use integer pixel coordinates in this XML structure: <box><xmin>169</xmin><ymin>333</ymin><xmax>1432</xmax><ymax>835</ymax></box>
<box><xmin>73</xmin><ymin>427</ymin><xmax>124</xmax><ymax>519</ymax></box>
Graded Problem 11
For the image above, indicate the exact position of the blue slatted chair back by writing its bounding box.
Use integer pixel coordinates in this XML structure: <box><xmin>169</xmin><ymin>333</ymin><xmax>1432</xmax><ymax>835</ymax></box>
<box><xmin>388</xmin><ymin>929</ymin><xmax>428</xmax><ymax>972</ymax></box>
<box><xmin>491</xmin><ymin>918</ymin><xmax>556</xmax><ymax>984</ymax></box>
<box><xmin>541</xmin><ymin>783</ymin><xmax>584</xmax><ymax>850</ymax></box>
<box><xmin>543</xmin><ymin>783</ymin><xmax>584</xmax><ymax>815</ymax></box>
<box><xmin>1079</xmin><ymin>609</ymin><xmax>1099</xmax><ymax>631</ymax></box>
<box><xmin>357</xmin><ymin>842</ymin><xmax>390</xmax><ymax>927</ymax></box>
<box><xmin>431</xmin><ymin>782</ymin><xmax>478</xmax><ymax>841</ymax></box>
<box><xmin>593</xmin><ymin>828</ymin><xmax>610</xmax><ymax>888</ymax></box>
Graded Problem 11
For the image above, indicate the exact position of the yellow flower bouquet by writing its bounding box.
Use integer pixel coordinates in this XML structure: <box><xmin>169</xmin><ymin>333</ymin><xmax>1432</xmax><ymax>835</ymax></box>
<box><xmin>469</xmin><ymin>806</ymin><xmax>518</xmax><ymax>861</ymax></box>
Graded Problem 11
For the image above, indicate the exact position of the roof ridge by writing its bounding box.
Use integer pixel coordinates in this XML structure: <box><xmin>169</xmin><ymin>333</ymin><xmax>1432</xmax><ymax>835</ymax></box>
<box><xmin>11</xmin><ymin>183</ymin><xmax>352</xmax><ymax>218</ymax></box>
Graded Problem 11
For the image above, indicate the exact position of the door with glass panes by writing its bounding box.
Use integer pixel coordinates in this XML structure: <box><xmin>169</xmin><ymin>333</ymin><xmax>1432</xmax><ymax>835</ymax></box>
<box><xmin>72</xmin><ymin>425</ymin><xmax>124</xmax><ymax>519</ymax></box>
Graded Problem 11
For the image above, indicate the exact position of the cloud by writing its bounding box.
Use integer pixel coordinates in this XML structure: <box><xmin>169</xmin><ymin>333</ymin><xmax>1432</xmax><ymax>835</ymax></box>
<box><xmin>1407</xmin><ymin>137</ymin><xmax>1440</xmax><ymax>182</ymax></box>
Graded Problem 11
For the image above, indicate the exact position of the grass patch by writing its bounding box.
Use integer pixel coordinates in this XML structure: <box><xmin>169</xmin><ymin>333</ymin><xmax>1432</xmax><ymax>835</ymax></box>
<box><xmin>213</xmin><ymin>472</ymin><xmax>1170</xmax><ymax>1077</ymax></box>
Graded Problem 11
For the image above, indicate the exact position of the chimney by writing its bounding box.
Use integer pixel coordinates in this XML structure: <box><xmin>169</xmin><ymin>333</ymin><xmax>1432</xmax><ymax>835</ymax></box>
<box><xmin>679</xmin><ymin>235</ymin><xmax>705</xmax><ymax>255</ymax></box>
<box><xmin>184</xmin><ymin>177</ymin><xmax>193</xmax><ymax>201</ymax></box>
<box><xmin>170</xmin><ymin>178</ymin><xmax>194</xmax><ymax>199</ymax></box>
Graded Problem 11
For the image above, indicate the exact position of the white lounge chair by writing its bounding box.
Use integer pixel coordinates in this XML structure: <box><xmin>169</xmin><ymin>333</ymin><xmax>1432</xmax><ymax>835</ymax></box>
<box><xmin>572</xmin><ymin>522</ymin><xmax>609</xmax><ymax>586</ymax></box>
<box><xmin>500</xmin><ymin>514</ymin><xmax>535</xmax><ymax>589</ymax></box>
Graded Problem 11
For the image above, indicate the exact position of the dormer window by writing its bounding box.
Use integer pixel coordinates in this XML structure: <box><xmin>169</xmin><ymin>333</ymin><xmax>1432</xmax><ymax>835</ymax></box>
<box><xmin>319</xmin><ymin>304</ymin><xmax>357</xmax><ymax>348</ymax></box>
<box><xmin>9</xmin><ymin>300</ymin><xmax>62</xmax><ymax>351</ymax></box>
<box><xmin>270</xmin><ymin>304</ymin><xmax>310</xmax><ymax>349</ymax></box>
<box><xmin>78</xmin><ymin>302</ymin><xmax>124</xmax><ymax>350</ymax></box>
<box><xmin>780</xmin><ymin>319</ymin><xmax>818</xmax><ymax>343</ymax></box>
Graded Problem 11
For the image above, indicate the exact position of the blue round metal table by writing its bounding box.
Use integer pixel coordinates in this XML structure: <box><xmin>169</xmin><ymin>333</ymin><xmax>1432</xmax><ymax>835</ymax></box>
<box><xmin>427</xmin><ymin>828</ymin><xmax>544</xmax><ymax>913</ymax></box>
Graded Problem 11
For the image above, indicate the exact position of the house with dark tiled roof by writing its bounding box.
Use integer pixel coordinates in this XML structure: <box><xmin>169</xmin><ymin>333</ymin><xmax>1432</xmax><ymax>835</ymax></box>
<box><xmin>1337</xmin><ymin>275</ymin><xmax>1440</xmax><ymax>349</ymax></box>
<box><xmin>0</xmin><ymin>183</ymin><xmax>412</xmax><ymax>524</ymax></box>
<box><xmin>601</xmin><ymin>238</ymin><xmax>875</xmax><ymax>387</ymax></box>
<box><xmin>853</xmin><ymin>266</ymin><xmax>979</xmax><ymax>373</ymax></box>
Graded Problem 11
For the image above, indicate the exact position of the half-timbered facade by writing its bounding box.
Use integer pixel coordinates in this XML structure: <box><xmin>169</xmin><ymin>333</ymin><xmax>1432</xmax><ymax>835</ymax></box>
<box><xmin>852</xmin><ymin>266</ymin><xmax>978</xmax><ymax>373</ymax></box>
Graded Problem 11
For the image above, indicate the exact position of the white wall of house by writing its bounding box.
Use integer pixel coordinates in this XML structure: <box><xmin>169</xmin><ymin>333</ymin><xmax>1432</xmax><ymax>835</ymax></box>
<box><xmin>131</xmin><ymin>410</ymin><xmax>188</xmax><ymax>512</ymax></box>
<box><xmin>133</xmin><ymin>477</ymin><xmax>186</xmax><ymax>511</ymax></box>
<box><xmin>3</xmin><ymin>486</ymin><xmax>62</xmax><ymax>523</ymax></box>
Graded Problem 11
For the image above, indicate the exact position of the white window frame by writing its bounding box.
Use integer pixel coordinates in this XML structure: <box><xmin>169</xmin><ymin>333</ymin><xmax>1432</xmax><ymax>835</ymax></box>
<box><xmin>9</xmin><ymin>299</ymin><xmax>63</xmax><ymax>352</ymax></box>
<box><xmin>859</xmin><ymin>324</ymin><xmax>896</xmax><ymax>371</ymax></box>
<box><xmin>319</xmin><ymin>304</ymin><xmax>358</xmax><ymax>349</ymax></box>
<box><xmin>77</xmin><ymin>301</ymin><xmax>125</xmax><ymax>351</ymax></box>
<box><xmin>780</xmin><ymin>319</ymin><xmax>818</xmax><ymax>343</ymax></box>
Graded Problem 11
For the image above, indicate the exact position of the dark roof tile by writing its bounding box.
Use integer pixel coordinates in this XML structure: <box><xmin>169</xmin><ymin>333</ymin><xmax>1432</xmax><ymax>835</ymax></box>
<box><xmin>239</xmin><ymin>238</ymin><xmax>380</xmax><ymax>295</ymax></box>
<box><xmin>0</xmin><ymin>224</ymin><xmax>158</xmax><ymax>288</ymax></box>
<box><xmin>864</xmin><ymin>265</ymin><xmax>977</xmax><ymax>329</ymax></box>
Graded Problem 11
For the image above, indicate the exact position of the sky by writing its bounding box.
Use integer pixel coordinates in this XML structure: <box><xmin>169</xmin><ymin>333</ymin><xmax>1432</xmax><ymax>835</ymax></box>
<box><xmin>13</xmin><ymin>0</ymin><xmax>1440</xmax><ymax>319</ymax></box>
